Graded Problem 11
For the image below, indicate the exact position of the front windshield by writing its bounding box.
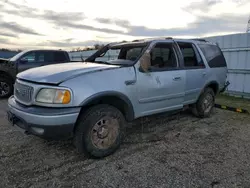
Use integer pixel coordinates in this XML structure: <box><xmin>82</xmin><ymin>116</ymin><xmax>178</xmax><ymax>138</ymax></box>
<box><xmin>94</xmin><ymin>43</ymin><xmax>148</xmax><ymax>65</ymax></box>
<box><xmin>9</xmin><ymin>50</ymin><xmax>28</xmax><ymax>61</ymax></box>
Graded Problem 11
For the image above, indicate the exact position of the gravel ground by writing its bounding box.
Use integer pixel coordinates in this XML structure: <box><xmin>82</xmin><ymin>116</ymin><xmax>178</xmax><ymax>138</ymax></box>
<box><xmin>1</xmin><ymin>99</ymin><xmax>250</xmax><ymax>188</ymax></box>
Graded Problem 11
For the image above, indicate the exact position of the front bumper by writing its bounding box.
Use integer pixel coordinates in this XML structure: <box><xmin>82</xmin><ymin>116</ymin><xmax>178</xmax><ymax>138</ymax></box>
<box><xmin>7</xmin><ymin>96</ymin><xmax>81</xmax><ymax>139</ymax></box>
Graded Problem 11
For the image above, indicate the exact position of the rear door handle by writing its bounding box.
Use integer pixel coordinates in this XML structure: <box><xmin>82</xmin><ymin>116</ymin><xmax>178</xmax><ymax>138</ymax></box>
<box><xmin>173</xmin><ymin>76</ymin><xmax>181</xmax><ymax>81</ymax></box>
<box><xmin>202</xmin><ymin>72</ymin><xmax>206</xmax><ymax>76</ymax></box>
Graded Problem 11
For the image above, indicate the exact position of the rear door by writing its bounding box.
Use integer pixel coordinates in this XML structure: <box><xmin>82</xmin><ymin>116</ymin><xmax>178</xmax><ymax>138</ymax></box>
<box><xmin>136</xmin><ymin>41</ymin><xmax>186</xmax><ymax>116</ymax></box>
<box><xmin>177</xmin><ymin>42</ymin><xmax>207</xmax><ymax>105</ymax></box>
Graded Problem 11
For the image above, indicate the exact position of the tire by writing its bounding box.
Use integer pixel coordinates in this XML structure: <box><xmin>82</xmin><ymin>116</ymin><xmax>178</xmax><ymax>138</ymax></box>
<box><xmin>0</xmin><ymin>77</ymin><xmax>13</xmax><ymax>99</ymax></box>
<box><xmin>74</xmin><ymin>104</ymin><xmax>125</xmax><ymax>158</ymax></box>
<box><xmin>192</xmin><ymin>88</ymin><xmax>215</xmax><ymax>118</ymax></box>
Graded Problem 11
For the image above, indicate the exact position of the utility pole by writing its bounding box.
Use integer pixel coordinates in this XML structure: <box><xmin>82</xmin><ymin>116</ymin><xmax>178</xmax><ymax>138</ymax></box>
<box><xmin>247</xmin><ymin>15</ymin><xmax>250</xmax><ymax>33</ymax></box>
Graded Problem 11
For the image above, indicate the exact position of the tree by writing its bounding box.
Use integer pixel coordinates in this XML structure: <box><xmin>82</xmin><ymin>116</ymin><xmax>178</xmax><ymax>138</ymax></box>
<box><xmin>94</xmin><ymin>44</ymin><xmax>105</xmax><ymax>50</ymax></box>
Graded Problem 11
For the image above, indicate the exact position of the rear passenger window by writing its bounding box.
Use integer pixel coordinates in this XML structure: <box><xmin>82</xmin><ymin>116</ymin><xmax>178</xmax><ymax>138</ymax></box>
<box><xmin>198</xmin><ymin>44</ymin><xmax>227</xmax><ymax>67</ymax></box>
<box><xmin>44</xmin><ymin>52</ymin><xmax>54</xmax><ymax>63</ymax></box>
<box><xmin>54</xmin><ymin>52</ymin><xmax>67</xmax><ymax>62</ymax></box>
<box><xmin>177</xmin><ymin>42</ymin><xmax>205</xmax><ymax>68</ymax></box>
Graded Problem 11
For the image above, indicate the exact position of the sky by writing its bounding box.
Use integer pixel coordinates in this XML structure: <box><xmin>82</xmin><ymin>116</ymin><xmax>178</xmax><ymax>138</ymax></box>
<box><xmin>0</xmin><ymin>0</ymin><xmax>250</xmax><ymax>50</ymax></box>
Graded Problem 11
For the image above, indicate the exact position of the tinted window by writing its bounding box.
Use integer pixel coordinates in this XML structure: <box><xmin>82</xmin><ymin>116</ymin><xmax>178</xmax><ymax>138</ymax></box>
<box><xmin>198</xmin><ymin>44</ymin><xmax>227</xmax><ymax>67</ymax></box>
<box><xmin>178</xmin><ymin>42</ymin><xmax>204</xmax><ymax>68</ymax></box>
<box><xmin>54</xmin><ymin>51</ymin><xmax>67</xmax><ymax>62</ymax></box>
<box><xmin>36</xmin><ymin>52</ymin><xmax>45</xmax><ymax>62</ymax></box>
<box><xmin>150</xmin><ymin>43</ymin><xmax>177</xmax><ymax>69</ymax></box>
<box><xmin>21</xmin><ymin>52</ymin><xmax>35</xmax><ymax>62</ymax></box>
<box><xmin>44</xmin><ymin>52</ymin><xmax>54</xmax><ymax>62</ymax></box>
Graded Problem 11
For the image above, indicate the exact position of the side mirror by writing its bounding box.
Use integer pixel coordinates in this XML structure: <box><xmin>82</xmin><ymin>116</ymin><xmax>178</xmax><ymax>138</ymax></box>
<box><xmin>139</xmin><ymin>52</ymin><xmax>151</xmax><ymax>72</ymax></box>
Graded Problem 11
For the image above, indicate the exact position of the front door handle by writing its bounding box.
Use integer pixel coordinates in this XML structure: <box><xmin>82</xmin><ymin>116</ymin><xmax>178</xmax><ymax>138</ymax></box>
<box><xmin>173</xmin><ymin>76</ymin><xmax>181</xmax><ymax>81</ymax></box>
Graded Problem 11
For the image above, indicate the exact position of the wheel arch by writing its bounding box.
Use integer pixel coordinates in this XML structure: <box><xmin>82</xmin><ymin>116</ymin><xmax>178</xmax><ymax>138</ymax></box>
<box><xmin>78</xmin><ymin>91</ymin><xmax>135</xmax><ymax>122</ymax></box>
<box><xmin>204</xmin><ymin>81</ymin><xmax>219</xmax><ymax>95</ymax></box>
<box><xmin>0</xmin><ymin>71</ymin><xmax>15</xmax><ymax>83</ymax></box>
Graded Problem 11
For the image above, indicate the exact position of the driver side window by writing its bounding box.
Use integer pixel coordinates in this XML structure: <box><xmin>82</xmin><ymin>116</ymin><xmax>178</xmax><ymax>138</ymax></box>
<box><xmin>21</xmin><ymin>52</ymin><xmax>35</xmax><ymax>62</ymax></box>
<box><xmin>150</xmin><ymin>43</ymin><xmax>177</xmax><ymax>69</ymax></box>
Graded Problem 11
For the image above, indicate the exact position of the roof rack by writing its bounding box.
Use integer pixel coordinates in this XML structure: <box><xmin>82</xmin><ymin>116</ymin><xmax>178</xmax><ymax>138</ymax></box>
<box><xmin>190</xmin><ymin>38</ymin><xmax>207</xmax><ymax>42</ymax></box>
<box><xmin>132</xmin><ymin>39</ymin><xmax>141</xmax><ymax>42</ymax></box>
<box><xmin>131</xmin><ymin>37</ymin><xmax>173</xmax><ymax>42</ymax></box>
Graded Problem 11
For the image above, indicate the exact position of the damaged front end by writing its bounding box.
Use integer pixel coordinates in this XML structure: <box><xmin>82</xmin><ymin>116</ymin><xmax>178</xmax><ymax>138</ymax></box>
<box><xmin>0</xmin><ymin>58</ymin><xmax>9</xmax><ymax>64</ymax></box>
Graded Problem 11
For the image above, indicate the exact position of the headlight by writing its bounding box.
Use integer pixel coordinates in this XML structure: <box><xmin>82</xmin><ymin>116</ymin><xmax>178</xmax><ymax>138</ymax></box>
<box><xmin>36</xmin><ymin>88</ymin><xmax>71</xmax><ymax>104</ymax></box>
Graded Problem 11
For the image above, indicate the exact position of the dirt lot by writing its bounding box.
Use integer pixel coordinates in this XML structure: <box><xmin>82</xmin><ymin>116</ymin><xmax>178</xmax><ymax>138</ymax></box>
<box><xmin>1</xmin><ymin>98</ymin><xmax>250</xmax><ymax>188</ymax></box>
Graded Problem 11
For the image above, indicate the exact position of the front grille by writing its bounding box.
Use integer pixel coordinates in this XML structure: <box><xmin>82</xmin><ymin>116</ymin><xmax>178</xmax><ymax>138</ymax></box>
<box><xmin>14</xmin><ymin>81</ymin><xmax>34</xmax><ymax>103</ymax></box>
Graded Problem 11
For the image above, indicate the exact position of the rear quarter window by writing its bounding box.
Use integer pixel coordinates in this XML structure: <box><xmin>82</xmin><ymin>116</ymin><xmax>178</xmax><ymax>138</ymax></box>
<box><xmin>198</xmin><ymin>44</ymin><xmax>227</xmax><ymax>67</ymax></box>
<box><xmin>53</xmin><ymin>51</ymin><xmax>68</xmax><ymax>62</ymax></box>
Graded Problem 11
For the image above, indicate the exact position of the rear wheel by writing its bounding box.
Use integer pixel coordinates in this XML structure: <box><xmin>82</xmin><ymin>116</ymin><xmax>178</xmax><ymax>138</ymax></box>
<box><xmin>0</xmin><ymin>77</ymin><xmax>13</xmax><ymax>98</ymax></box>
<box><xmin>74</xmin><ymin>104</ymin><xmax>125</xmax><ymax>158</ymax></box>
<box><xmin>192</xmin><ymin>88</ymin><xmax>215</xmax><ymax>118</ymax></box>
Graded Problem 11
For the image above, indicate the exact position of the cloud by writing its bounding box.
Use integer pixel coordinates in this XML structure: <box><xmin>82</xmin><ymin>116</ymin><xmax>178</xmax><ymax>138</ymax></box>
<box><xmin>0</xmin><ymin>22</ymin><xmax>42</xmax><ymax>35</ymax></box>
<box><xmin>2</xmin><ymin>0</ymin><xmax>248</xmax><ymax>39</ymax></box>
<box><xmin>184</xmin><ymin>0</ymin><xmax>222</xmax><ymax>13</ymax></box>
<box><xmin>40</xmin><ymin>39</ymin><xmax>107</xmax><ymax>47</ymax></box>
<box><xmin>56</xmin><ymin>21</ymin><xmax>125</xmax><ymax>35</ymax></box>
<box><xmin>0</xmin><ymin>31</ymin><xmax>17</xmax><ymax>38</ymax></box>
<box><xmin>184</xmin><ymin>0</ymin><xmax>250</xmax><ymax>14</ymax></box>
<box><xmin>95</xmin><ymin>18</ymin><xmax>130</xmax><ymax>28</ymax></box>
<box><xmin>1</xmin><ymin>1</ymin><xmax>85</xmax><ymax>23</ymax></box>
<box><xmin>96</xmin><ymin>35</ymin><xmax>118</xmax><ymax>40</ymax></box>
<box><xmin>0</xmin><ymin>38</ymin><xmax>10</xmax><ymax>44</ymax></box>
<box><xmin>42</xmin><ymin>10</ymin><xmax>85</xmax><ymax>23</ymax></box>
<box><xmin>0</xmin><ymin>0</ymin><xmax>249</xmax><ymax>49</ymax></box>
<box><xmin>93</xmin><ymin>13</ymin><xmax>248</xmax><ymax>37</ymax></box>
<box><xmin>0</xmin><ymin>0</ymin><xmax>37</xmax><ymax>17</ymax></box>
<box><xmin>124</xmin><ymin>13</ymin><xmax>249</xmax><ymax>37</ymax></box>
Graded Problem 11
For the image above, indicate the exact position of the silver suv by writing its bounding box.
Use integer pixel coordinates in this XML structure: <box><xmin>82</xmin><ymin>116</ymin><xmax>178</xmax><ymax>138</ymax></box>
<box><xmin>7</xmin><ymin>37</ymin><xmax>228</xmax><ymax>158</ymax></box>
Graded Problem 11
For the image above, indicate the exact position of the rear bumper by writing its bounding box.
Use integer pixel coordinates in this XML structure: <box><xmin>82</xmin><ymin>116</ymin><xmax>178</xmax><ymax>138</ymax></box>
<box><xmin>7</xmin><ymin>96</ymin><xmax>81</xmax><ymax>139</ymax></box>
<box><xmin>220</xmin><ymin>81</ymin><xmax>230</xmax><ymax>93</ymax></box>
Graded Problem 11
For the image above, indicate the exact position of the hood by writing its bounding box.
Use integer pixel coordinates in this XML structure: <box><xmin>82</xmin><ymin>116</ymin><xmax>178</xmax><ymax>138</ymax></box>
<box><xmin>17</xmin><ymin>62</ymin><xmax>120</xmax><ymax>84</ymax></box>
<box><xmin>0</xmin><ymin>58</ymin><xmax>9</xmax><ymax>63</ymax></box>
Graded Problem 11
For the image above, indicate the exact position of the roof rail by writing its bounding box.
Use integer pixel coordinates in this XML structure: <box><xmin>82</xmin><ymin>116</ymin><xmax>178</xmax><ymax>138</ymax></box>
<box><xmin>131</xmin><ymin>36</ymin><xmax>173</xmax><ymax>42</ymax></box>
<box><xmin>132</xmin><ymin>39</ymin><xmax>141</xmax><ymax>42</ymax></box>
<box><xmin>191</xmin><ymin>38</ymin><xmax>207</xmax><ymax>42</ymax></box>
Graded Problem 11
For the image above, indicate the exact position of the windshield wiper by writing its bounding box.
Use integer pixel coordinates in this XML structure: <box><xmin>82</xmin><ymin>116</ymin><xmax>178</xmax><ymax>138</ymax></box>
<box><xmin>93</xmin><ymin>61</ymin><xmax>113</xmax><ymax>65</ymax></box>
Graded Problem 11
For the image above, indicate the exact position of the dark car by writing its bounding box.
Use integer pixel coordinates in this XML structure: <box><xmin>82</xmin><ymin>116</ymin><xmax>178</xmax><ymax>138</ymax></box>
<box><xmin>0</xmin><ymin>49</ymin><xmax>71</xmax><ymax>98</ymax></box>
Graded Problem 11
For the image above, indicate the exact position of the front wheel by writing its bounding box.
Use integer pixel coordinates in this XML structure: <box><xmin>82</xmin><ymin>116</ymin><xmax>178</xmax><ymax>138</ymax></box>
<box><xmin>192</xmin><ymin>88</ymin><xmax>215</xmax><ymax>118</ymax></box>
<box><xmin>0</xmin><ymin>77</ymin><xmax>13</xmax><ymax>98</ymax></box>
<box><xmin>74</xmin><ymin>104</ymin><xmax>125</xmax><ymax>158</ymax></box>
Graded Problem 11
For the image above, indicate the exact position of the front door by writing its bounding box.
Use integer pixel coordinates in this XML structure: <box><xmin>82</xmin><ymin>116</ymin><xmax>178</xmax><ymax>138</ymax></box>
<box><xmin>17</xmin><ymin>51</ymin><xmax>51</xmax><ymax>73</ymax></box>
<box><xmin>135</xmin><ymin>41</ymin><xmax>186</xmax><ymax>117</ymax></box>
